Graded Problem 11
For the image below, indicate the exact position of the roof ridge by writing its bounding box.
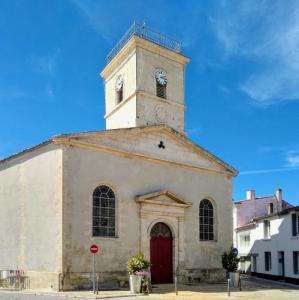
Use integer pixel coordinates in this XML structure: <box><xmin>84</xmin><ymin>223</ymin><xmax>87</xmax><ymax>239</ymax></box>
<box><xmin>0</xmin><ymin>125</ymin><xmax>237</xmax><ymax>176</ymax></box>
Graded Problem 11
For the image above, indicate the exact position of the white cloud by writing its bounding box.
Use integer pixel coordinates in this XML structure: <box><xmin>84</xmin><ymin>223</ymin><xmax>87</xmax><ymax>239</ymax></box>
<box><xmin>218</xmin><ymin>85</ymin><xmax>230</xmax><ymax>94</ymax></box>
<box><xmin>30</xmin><ymin>48</ymin><xmax>61</xmax><ymax>77</ymax></box>
<box><xmin>71</xmin><ymin>0</ymin><xmax>299</xmax><ymax>105</ymax></box>
<box><xmin>211</xmin><ymin>0</ymin><xmax>299</xmax><ymax>105</ymax></box>
<box><xmin>187</xmin><ymin>127</ymin><xmax>202</xmax><ymax>135</ymax></box>
<box><xmin>0</xmin><ymin>89</ymin><xmax>28</xmax><ymax>100</ymax></box>
<box><xmin>240</xmin><ymin>167</ymin><xmax>299</xmax><ymax>175</ymax></box>
<box><xmin>286</xmin><ymin>151</ymin><xmax>299</xmax><ymax>167</ymax></box>
<box><xmin>72</xmin><ymin>0</ymin><xmax>131</xmax><ymax>43</ymax></box>
<box><xmin>71</xmin><ymin>0</ymin><xmax>204</xmax><ymax>50</ymax></box>
<box><xmin>46</xmin><ymin>84</ymin><xmax>54</xmax><ymax>99</ymax></box>
<box><xmin>240</xmin><ymin>145</ymin><xmax>299</xmax><ymax>175</ymax></box>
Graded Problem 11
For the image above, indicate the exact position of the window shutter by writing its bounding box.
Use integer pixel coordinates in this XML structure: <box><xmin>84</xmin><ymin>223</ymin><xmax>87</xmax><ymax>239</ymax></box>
<box><xmin>265</xmin><ymin>252</ymin><xmax>269</xmax><ymax>271</ymax></box>
<box><xmin>293</xmin><ymin>252</ymin><xmax>298</xmax><ymax>274</ymax></box>
<box><xmin>156</xmin><ymin>83</ymin><xmax>166</xmax><ymax>99</ymax></box>
<box><xmin>292</xmin><ymin>214</ymin><xmax>297</xmax><ymax>236</ymax></box>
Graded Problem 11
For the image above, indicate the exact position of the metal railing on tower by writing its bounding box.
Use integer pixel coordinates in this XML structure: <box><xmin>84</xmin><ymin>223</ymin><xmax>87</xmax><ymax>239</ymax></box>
<box><xmin>107</xmin><ymin>22</ymin><xmax>182</xmax><ymax>63</ymax></box>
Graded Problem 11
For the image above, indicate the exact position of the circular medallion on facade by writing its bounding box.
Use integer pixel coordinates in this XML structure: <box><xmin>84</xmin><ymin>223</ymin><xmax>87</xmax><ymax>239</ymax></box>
<box><xmin>155</xmin><ymin>106</ymin><xmax>169</xmax><ymax>123</ymax></box>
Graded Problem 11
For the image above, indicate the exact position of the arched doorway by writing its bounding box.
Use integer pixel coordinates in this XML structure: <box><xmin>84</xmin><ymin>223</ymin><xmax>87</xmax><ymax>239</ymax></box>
<box><xmin>150</xmin><ymin>222</ymin><xmax>173</xmax><ymax>284</ymax></box>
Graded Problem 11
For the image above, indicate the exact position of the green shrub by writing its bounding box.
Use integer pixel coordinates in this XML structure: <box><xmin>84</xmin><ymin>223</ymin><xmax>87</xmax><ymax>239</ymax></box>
<box><xmin>127</xmin><ymin>252</ymin><xmax>150</xmax><ymax>275</ymax></box>
<box><xmin>222</xmin><ymin>246</ymin><xmax>240</xmax><ymax>273</ymax></box>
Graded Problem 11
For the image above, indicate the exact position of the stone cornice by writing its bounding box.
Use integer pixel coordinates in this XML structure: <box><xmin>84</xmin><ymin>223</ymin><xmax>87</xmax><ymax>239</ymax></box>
<box><xmin>104</xmin><ymin>92</ymin><xmax>136</xmax><ymax>119</ymax></box>
<box><xmin>104</xmin><ymin>90</ymin><xmax>185</xmax><ymax>120</ymax></box>
<box><xmin>137</xmin><ymin>90</ymin><xmax>185</xmax><ymax>108</ymax></box>
<box><xmin>0</xmin><ymin>126</ymin><xmax>237</xmax><ymax>176</ymax></box>
<box><xmin>53</xmin><ymin>137</ymin><xmax>234</xmax><ymax>177</ymax></box>
<box><xmin>139</xmin><ymin>210</ymin><xmax>185</xmax><ymax>218</ymax></box>
<box><xmin>136</xmin><ymin>190</ymin><xmax>192</xmax><ymax>207</ymax></box>
<box><xmin>137</xmin><ymin>200</ymin><xmax>190</xmax><ymax>208</ymax></box>
<box><xmin>100</xmin><ymin>36</ymin><xmax>190</xmax><ymax>79</ymax></box>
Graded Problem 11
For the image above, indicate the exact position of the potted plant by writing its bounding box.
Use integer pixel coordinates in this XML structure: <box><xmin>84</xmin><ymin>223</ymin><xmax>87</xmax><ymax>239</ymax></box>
<box><xmin>127</xmin><ymin>252</ymin><xmax>150</xmax><ymax>293</ymax></box>
<box><xmin>221</xmin><ymin>246</ymin><xmax>240</xmax><ymax>287</ymax></box>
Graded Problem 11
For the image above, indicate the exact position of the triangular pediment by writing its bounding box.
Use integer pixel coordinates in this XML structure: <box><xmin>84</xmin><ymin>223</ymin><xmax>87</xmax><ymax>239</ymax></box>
<box><xmin>135</xmin><ymin>190</ymin><xmax>192</xmax><ymax>208</ymax></box>
<box><xmin>53</xmin><ymin>126</ymin><xmax>237</xmax><ymax>176</ymax></box>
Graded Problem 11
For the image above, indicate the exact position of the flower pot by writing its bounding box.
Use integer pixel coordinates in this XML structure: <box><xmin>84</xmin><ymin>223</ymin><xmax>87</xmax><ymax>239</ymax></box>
<box><xmin>229</xmin><ymin>272</ymin><xmax>240</xmax><ymax>287</ymax></box>
<box><xmin>129</xmin><ymin>274</ymin><xmax>143</xmax><ymax>293</ymax></box>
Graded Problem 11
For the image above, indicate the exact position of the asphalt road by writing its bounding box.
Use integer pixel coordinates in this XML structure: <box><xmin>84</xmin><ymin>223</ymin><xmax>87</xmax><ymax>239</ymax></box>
<box><xmin>0</xmin><ymin>292</ymin><xmax>154</xmax><ymax>300</ymax></box>
<box><xmin>0</xmin><ymin>277</ymin><xmax>298</xmax><ymax>300</ymax></box>
<box><xmin>0</xmin><ymin>294</ymin><xmax>84</xmax><ymax>300</ymax></box>
<box><xmin>0</xmin><ymin>294</ymin><xmax>142</xmax><ymax>300</ymax></box>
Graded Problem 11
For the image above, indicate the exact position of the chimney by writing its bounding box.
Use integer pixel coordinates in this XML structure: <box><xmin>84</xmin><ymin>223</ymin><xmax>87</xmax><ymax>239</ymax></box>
<box><xmin>276</xmin><ymin>188</ymin><xmax>282</xmax><ymax>211</ymax></box>
<box><xmin>246</xmin><ymin>190</ymin><xmax>256</xmax><ymax>201</ymax></box>
<box><xmin>267</xmin><ymin>203</ymin><xmax>274</xmax><ymax>215</ymax></box>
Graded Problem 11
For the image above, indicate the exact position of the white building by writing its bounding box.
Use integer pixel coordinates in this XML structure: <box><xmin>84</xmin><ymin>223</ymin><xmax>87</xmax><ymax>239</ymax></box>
<box><xmin>234</xmin><ymin>189</ymin><xmax>299</xmax><ymax>284</ymax></box>
<box><xmin>0</xmin><ymin>23</ymin><xmax>237</xmax><ymax>290</ymax></box>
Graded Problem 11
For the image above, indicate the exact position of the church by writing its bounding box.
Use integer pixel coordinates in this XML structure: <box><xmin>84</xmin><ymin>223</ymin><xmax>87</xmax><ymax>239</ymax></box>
<box><xmin>0</xmin><ymin>23</ymin><xmax>237</xmax><ymax>290</ymax></box>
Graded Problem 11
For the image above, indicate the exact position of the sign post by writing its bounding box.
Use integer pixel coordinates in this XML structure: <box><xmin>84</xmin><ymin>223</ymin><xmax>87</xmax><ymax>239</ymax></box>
<box><xmin>232</xmin><ymin>248</ymin><xmax>238</xmax><ymax>256</ymax></box>
<box><xmin>90</xmin><ymin>244</ymin><xmax>99</xmax><ymax>294</ymax></box>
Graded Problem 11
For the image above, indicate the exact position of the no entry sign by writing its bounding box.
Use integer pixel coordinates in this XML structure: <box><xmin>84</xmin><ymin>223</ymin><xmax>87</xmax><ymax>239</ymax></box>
<box><xmin>90</xmin><ymin>244</ymin><xmax>99</xmax><ymax>293</ymax></box>
<box><xmin>90</xmin><ymin>244</ymin><xmax>99</xmax><ymax>254</ymax></box>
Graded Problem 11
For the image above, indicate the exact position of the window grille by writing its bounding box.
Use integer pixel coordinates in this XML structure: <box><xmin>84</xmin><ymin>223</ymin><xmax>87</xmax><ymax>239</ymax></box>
<box><xmin>92</xmin><ymin>185</ymin><xmax>116</xmax><ymax>237</ymax></box>
<box><xmin>252</xmin><ymin>256</ymin><xmax>257</xmax><ymax>272</ymax></box>
<box><xmin>156</xmin><ymin>82</ymin><xmax>166</xmax><ymax>99</ymax></box>
<box><xmin>150</xmin><ymin>222</ymin><xmax>172</xmax><ymax>238</ymax></box>
<box><xmin>293</xmin><ymin>251</ymin><xmax>299</xmax><ymax>274</ymax></box>
<box><xmin>241</xmin><ymin>235</ymin><xmax>250</xmax><ymax>247</ymax></box>
<box><xmin>292</xmin><ymin>213</ymin><xmax>299</xmax><ymax>236</ymax></box>
<box><xmin>117</xmin><ymin>87</ymin><xmax>123</xmax><ymax>104</ymax></box>
<box><xmin>199</xmin><ymin>199</ymin><xmax>214</xmax><ymax>241</ymax></box>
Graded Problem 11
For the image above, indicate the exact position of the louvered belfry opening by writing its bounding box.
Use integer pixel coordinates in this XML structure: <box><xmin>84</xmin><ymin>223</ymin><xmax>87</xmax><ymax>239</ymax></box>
<box><xmin>117</xmin><ymin>87</ymin><xmax>123</xmax><ymax>103</ymax></box>
<box><xmin>156</xmin><ymin>82</ymin><xmax>166</xmax><ymax>99</ymax></box>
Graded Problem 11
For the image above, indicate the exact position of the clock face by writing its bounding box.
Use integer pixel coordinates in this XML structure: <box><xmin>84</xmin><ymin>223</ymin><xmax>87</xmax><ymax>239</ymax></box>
<box><xmin>155</xmin><ymin>69</ymin><xmax>167</xmax><ymax>86</ymax></box>
<box><xmin>115</xmin><ymin>75</ymin><xmax>123</xmax><ymax>91</ymax></box>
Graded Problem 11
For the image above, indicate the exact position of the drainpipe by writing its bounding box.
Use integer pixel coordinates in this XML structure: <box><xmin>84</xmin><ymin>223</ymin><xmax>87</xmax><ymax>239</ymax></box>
<box><xmin>58</xmin><ymin>273</ymin><xmax>63</xmax><ymax>292</ymax></box>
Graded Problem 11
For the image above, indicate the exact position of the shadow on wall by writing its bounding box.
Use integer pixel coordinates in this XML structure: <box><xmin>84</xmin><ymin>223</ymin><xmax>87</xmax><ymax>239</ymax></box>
<box><xmin>242</xmin><ymin>215</ymin><xmax>299</xmax><ymax>285</ymax></box>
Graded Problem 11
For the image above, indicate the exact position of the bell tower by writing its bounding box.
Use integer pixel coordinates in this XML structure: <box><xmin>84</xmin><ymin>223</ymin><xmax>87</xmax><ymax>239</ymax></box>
<box><xmin>100</xmin><ymin>23</ymin><xmax>189</xmax><ymax>133</ymax></box>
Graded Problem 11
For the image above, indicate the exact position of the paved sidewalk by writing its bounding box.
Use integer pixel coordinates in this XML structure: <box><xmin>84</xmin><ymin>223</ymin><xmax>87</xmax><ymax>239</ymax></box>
<box><xmin>0</xmin><ymin>276</ymin><xmax>298</xmax><ymax>299</ymax></box>
<box><xmin>0</xmin><ymin>288</ymin><xmax>137</xmax><ymax>299</ymax></box>
<box><xmin>149</xmin><ymin>276</ymin><xmax>299</xmax><ymax>300</ymax></box>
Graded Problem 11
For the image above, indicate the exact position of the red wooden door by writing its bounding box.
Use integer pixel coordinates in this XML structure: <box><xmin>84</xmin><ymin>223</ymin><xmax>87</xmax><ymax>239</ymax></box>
<box><xmin>150</xmin><ymin>237</ymin><xmax>173</xmax><ymax>284</ymax></box>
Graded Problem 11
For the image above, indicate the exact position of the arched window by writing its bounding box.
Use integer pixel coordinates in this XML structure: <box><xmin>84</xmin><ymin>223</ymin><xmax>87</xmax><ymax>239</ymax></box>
<box><xmin>117</xmin><ymin>85</ymin><xmax>123</xmax><ymax>103</ymax></box>
<box><xmin>156</xmin><ymin>82</ymin><xmax>166</xmax><ymax>99</ymax></box>
<box><xmin>92</xmin><ymin>185</ymin><xmax>115</xmax><ymax>237</ymax></box>
<box><xmin>115</xmin><ymin>75</ymin><xmax>123</xmax><ymax>104</ymax></box>
<box><xmin>150</xmin><ymin>222</ymin><xmax>172</xmax><ymax>238</ymax></box>
<box><xmin>155</xmin><ymin>69</ymin><xmax>167</xmax><ymax>99</ymax></box>
<box><xmin>199</xmin><ymin>199</ymin><xmax>214</xmax><ymax>241</ymax></box>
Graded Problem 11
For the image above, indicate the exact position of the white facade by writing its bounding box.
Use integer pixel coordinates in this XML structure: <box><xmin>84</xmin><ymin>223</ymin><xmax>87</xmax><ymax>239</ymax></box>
<box><xmin>101</xmin><ymin>36</ymin><xmax>189</xmax><ymax>133</ymax></box>
<box><xmin>234</xmin><ymin>190</ymin><xmax>299</xmax><ymax>284</ymax></box>
<box><xmin>0</xmin><ymin>25</ymin><xmax>237</xmax><ymax>290</ymax></box>
<box><xmin>233</xmin><ymin>189</ymin><xmax>291</xmax><ymax>246</ymax></box>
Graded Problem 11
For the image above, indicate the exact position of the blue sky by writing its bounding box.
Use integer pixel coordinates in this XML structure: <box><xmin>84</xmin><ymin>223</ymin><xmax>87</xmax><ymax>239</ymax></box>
<box><xmin>1</xmin><ymin>0</ymin><xmax>299</xmax><ymax>204</ymax></box>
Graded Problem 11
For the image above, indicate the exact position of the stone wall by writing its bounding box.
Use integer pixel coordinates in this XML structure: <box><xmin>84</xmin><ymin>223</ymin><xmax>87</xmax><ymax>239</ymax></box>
<box><xmin>0</xmin><ymin>145</ymin><xmax>63</xmax><ymax>290</ymax></box>
<box><xmin>61</xmin><ymin>137</ymin><xmax>233</xmax><ymax>288</ymax></box>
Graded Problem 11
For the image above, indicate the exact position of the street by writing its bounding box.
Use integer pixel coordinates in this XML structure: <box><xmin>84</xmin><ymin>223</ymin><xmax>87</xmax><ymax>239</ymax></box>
<box><xmin>0</xmin><ymin>276</ymin><xmax>299</xmax><ymax>300</ymax></box>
